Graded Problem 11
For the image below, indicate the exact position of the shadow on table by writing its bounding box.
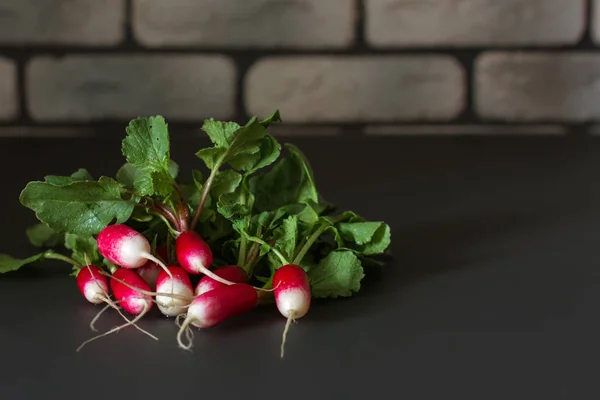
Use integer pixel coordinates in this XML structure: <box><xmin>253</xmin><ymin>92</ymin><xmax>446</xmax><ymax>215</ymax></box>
<box><xmin>304</xmin><ymin>210</ymin><xmax>553</xmax><ymax>323</ymax></box>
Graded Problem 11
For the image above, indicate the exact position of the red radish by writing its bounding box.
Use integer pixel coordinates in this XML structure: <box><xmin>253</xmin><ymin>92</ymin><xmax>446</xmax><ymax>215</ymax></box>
<box><xmin>76</xmin><ymin>268</ymin><xmax>157</xmax><ymax>351</ymax></box>
<box><xmin>98</xmin><ymin>224</ymin><xmax>176</xmax><ymax>300</ymax></box>
<box><xmin>137</xmin><ymin>260</ymin><xmax>162</xmax><ymax>288</ymax></box>
<box><xmin>97</xmin><ymin>224</ymin><xmax>171</xmax><ymax>274</ymax></box>
<box><xmin>194</xmin><ymin>265</ymin><xmax>248</xmax><ymax>296</ymax></box>
<box><xmin>175</xmin><ymin>230</ymin><xmax>237</xmax><ymax>286</ymax></box>
<box><xmin>273</xmin><ymin>264</ymin><xmax>311</xmax><ymax>358</ymax></box>
<box><xmin>76</xmin><ymin>265</ymin><xmax>110</xmax><ymax>304</ymax></box>
<box><xmin>76</xmin><ymin>265</ymin><xmax>130</xmax><ymax>332</ymax></box>
<box><xmin>110</xmin><ymin>268</ymin><xmax>154</xmax><ymax>315</ymax></box>
<box><xmin>155</xmin><ymin>266</ymin><xmax>194</xmax><ymax>317</ymax></box>
<box><xmin>176</xmin><ymin>283</ymin><xmax>258</xmax><ymax>350</ymax></box>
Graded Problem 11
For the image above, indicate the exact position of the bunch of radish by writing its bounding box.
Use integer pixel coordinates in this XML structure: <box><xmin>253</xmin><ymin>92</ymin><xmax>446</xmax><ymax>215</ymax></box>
<box><xmin>3</xmin><ymin>112</ymin><xmax>392</xmax><ymax>359</ymax></box>
<box><xmin>73</xmin><ymin>223</ymin><xmax>312</xmax><ymax>357</ymax></box>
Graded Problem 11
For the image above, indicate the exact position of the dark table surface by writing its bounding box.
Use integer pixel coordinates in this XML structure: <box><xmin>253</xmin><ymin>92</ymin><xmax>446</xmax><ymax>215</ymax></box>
<box><xmin>1</xmin><ymin>132</ymin><xmax>600</xmax><ymax>399</ymax></box>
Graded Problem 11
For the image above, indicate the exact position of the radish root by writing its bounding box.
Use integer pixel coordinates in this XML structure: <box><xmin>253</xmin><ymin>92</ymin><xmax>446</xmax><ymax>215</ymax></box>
<box><xmin>90</xmin><ymin>297</ymin><xmax>158</xmax><ymax>341</ymax></box>
<box><xmin>176</xmin><ymin>315</ymin><xmax>195</xmax><ymax>351</ymax></box>
<box><xmin>280</xmin><ymin>310</ymin><xmax>296</xmax><ymax>359</ymax></box>
<box><xmin>176</xmin><ymin>314</ymin><xmax>193</xmax><ymax>344</ymax></box>
<box><xmin>76</xmin><ymin>302</ymin><xmax>151</xmax><ymax>352</ymax></box>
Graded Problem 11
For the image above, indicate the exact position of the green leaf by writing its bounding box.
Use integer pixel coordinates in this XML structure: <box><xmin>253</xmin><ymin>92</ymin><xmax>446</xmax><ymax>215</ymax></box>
<box><xmin>133</xmin><ymin>171</ymin><xmax>173</xmax><ymax>197</ymax></box>
<box><xmin>19</xmin><ymin>177</ymin><xmax>136</xmax><ymax>236</ymax></box>
<box><xmin>249</xmin><ymin>144</ymin><xmax>319</xmax><ymax>212</ymax></box>
<box><xmin>122</xmin><ymin>116</ymin><xmax>170</xmax><ymax>172</ymax></box>
<box><xmin>308</xmin><ymin>250</ymin><xmax>365</xmax><ymax>298</ymax></box>
<box><xmin>115</xmin><ymin>163</ymin><xmax>140</xmax><ymax>190</ymax></box>
<box><xmin>272</xmin><ymin>215</ymin><xmax>297</xmax><ymax>262</ymax></box>
<box><xmin>201</xmin><ymin>120</ymin><xmax>241</xmax><ymax>148</ymax></box>
<box><xmin>26</xmin><ymin>223</ymin><xmax>64</xmax><ymax>248</ymax></box>
<box><xmin>64</xmin><ymin>233</ymin><xmax>100</xmax><ymax>265</ymax></box>
<box><xmin>196</xmin><ymin>117</ymin><xmax>269</xmax><ymax>172</ymax></box>
<box><xmin>337</xmin><ymin>221</ymin><xmax>391</xmax><ymax>255</ymax></box>
<box><xmin>246</xmin><ymin>135</ymin><xmax>281</xmax><ymax>177</ymax></box>
<box><xmin>216</xmin><ymin>189</ymin><xmax>251</xmax><ymax>221</ymax></box>
<box><xmin>211</xmin><ymin>170</ymin><xmax>242</xmax><ymax>199</ymax></box>
<box><xmin>121</xmin><ymin>116</ymin><xmax>175</xmax><ymax>198</ymax></box>
<box><xmin>0</xmin><ymin>252</ymin><xmax>46</xmax><ymax>274</ymax></box>
<box><xmin>259</xmin><ymin>109</ymin><xmax>281</xmax><ymax>128</ymax></box>
<box><xmin>167</xmin><ymin>160</ymin><xmax>179</xmax><ymax>179</ymax></box>
<box><xmin>44</xmin><ymin>168</ymin><xmax>94</xmax><ymax>186</ymax></box>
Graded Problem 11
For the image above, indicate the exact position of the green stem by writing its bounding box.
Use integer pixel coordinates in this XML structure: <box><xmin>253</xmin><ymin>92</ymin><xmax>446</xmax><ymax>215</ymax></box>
<box><xmin>44</xmin><ymin>251</ymin><xmax>83</xmax><ymax>268</ymax></box>
<box><xmin>244</xmin><ymin>234</ymin><xmax>288</xmax><ymax>266</ymax></box>
<box><xmin>151</xmin><ymin>211</ymin><xmax>181</xmax><ymax>237</ymax></box>
<box><xmin>242</xmin><ymin>225</ymin><xmax>262</xmax><ymax>267</ymax></box>
<box><xmin>245</xmin><ymin>237</ymin><xmax>274</xmax><ymax>274</ymax></box>
<box><xmin>237</xmin><ymin>190</ymin><xmax>248</xmax><ymax>267</ymax></box>
<box><xmin>292</xmin><ymin>215</ymin><xmax>348</xmax><ymax>265</ymax></box>
<box><xmin>238</xmin><ymin>237</ymin><xmax>247</xmax><ymax>268</ymax></box>
<box><xmin>190</xmin><ymin>156</ymin><xmax>226</xmax><ymax>231</ymax></box>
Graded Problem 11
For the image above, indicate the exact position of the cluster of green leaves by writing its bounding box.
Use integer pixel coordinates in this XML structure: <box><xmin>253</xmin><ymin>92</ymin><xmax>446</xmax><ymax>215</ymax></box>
<box><xmin>0</xmin><ymin>111</ymin><xmax>391</xmax><ymax>299</ymax></box>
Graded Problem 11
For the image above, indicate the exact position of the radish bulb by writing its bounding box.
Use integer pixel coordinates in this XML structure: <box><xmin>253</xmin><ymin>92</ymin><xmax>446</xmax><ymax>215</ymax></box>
<box><xmin>175</xmin><ymin>230</ymin><xmax>238</xmax><ymax>286</ymax></box>
<box><xmin>176</xmin><ymin>283</ymin><xmax>258</xmax><ymax>350</ymax></box>
<box><xmin>273</xmin><ymin>264</ymin><xmax>311</xmax><ymax>358</ymax></box>
<box><xmin>155</xmin><ymin>266</ymin><xmax>194</xmax><ymax>317</ymax></box>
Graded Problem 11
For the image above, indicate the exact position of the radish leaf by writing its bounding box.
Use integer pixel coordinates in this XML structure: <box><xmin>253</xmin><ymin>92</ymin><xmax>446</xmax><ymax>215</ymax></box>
<box><xmin>64</xmin><ymin>234</ymin><xmax>100</xmax><ymax>265</ymax></box>
<box><xmin>337</xmin><ymin>221</ymin><xmax>391</xmax><ymax>255</ymax></box>
<box><xmin>196</xmin><ymin>117</ymin><xmax>267</xmax><ymax>172</ymax></box>
<box><xmin>121</xmin><ymin>116</ymin><xmax>175</xmax><ymax>198</ymax></box>
<box><xmin>44</xmin><ymin>168</ymin><xmax>94</xmax><ymax>186</ymax></box>
<box><xmin>19</xmin><ymin>177</ymin><xmax>136</xmax><ymax>236</ymax></box>
<box><xmin>26</xmin><ymin>223</ymin><xmax>64</xmax><ymax>248</ymax></box>
<box><xmin>0</xmin><ymin>252</ymin><xmax>47</xmax><ymax>273</ymax></box>
<box><xmin>308</xmin><ymin>250</ymin><xmax>365</xmax><ymax>298</ymax></box>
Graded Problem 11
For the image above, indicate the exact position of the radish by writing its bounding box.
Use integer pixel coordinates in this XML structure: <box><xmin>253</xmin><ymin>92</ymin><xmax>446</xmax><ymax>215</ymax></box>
<box><xmin>176</xmin><ymin>283</ymin><xmax>258</xmax><ymax>350</ymax></box>
<box><xmin>137</xmin><ymin>260</ymin><xmax>162</xmax><ymax>288</ymax></box>
<box><xmin>76</xmin><ymin>265</ymin><xmax>110</xmax><ymax>305</ymax></box>
<box><xmin>175</xmin><ymin>230</ymin><xmax>238</xmax><ymax>286</ymax></box>
<box><xmin>97</xmin><ymin>224</ymin><xmax>170</xmax><ymax>274</ymax></box>
<box><xmin>273</xmin><ymin>264</ymin><xmax>311</xmax><ymax>358</ymax></box>
<box><xmin>110</xmin><ymin>268</ymin><xmax>154</xmax><ymax>316</ymax></box>
<box><xmin>194</xmin><ymin>265</ymin><xmax>248</xmax><ymax>296</ymax></box>
<box><xmin>155</xmin><ymin>266</ymin><xmax>194</xmax><ymax>317</ymax></box>
<box><xmin>98</xmin><ymin>224</ymin><xmax>176</xmax><ymax>302</ymax></box>
<box><xmin>76</xmin><ymin>267</ymin><xmax>158</xmax><ymax>351</ymax></box>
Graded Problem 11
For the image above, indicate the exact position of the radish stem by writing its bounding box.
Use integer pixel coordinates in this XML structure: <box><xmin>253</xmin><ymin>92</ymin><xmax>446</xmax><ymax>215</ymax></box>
<box><xmin>43</xmin><ymin>251</ymin><xmax>82</xmax><ymax>268</ymax></box>
<box><xmin>191</xmin><ymin>154</ymin><xmax>226</xmax><ymax>230</ymax></box>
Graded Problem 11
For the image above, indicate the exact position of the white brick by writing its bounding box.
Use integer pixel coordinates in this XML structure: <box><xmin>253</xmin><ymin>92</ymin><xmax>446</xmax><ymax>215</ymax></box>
<box><xmin>0</xmin><ymin>0</ymin><xmax>125</xmax><ymax>45</ymax></box>
<box><xmin>133</xmin><ymin>0</ymin><xmax>355</xmax><ymax>48</ymax></box>
<box><xmin>26</xmin><ymin>55</ymin><xmax>236</xmax><ymax>122</ymax></box>
<box><xmin>365</xmin><ymin>125</ymin><xmax>567</xmax><ymax>135</ymax></box>
<box><xmin>366</xmin><ymin>0</ymin><xmax>586</xmax><ymax>47</ymax></box>
<box><xmin>476</xmin><ymin>53</ymin><xmax>600</xmax><ymax>121</ymax></box>
<box><xmin>0</xmin><ymin>57</ymin><xmax>17</xmax><ymax>120</ymax></box>
<box><xmin>245</xmin><ymin>56</ymin><xmax>465</xmax><ymax>123</ymax></box>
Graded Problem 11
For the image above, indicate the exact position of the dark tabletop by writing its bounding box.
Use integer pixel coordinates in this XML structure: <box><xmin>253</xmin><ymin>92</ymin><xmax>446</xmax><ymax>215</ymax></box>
<box><xmin>1</xmin><ymin>132</ymin><xmax>599</xmax><ymax>399</ymax></box>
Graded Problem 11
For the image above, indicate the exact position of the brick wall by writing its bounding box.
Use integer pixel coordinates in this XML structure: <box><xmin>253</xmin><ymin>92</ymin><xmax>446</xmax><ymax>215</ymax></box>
<box><xmin>0</xmin><ymin>0</ymin><xmax>598</xmax><ymax>136</ymax></box>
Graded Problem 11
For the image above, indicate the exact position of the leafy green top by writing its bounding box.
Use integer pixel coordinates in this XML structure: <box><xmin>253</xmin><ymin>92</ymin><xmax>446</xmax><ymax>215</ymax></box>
<box><xmin>0</xmin><ymin>109</ymin><xmax>392</xmax><ymax>301</ymax></box>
